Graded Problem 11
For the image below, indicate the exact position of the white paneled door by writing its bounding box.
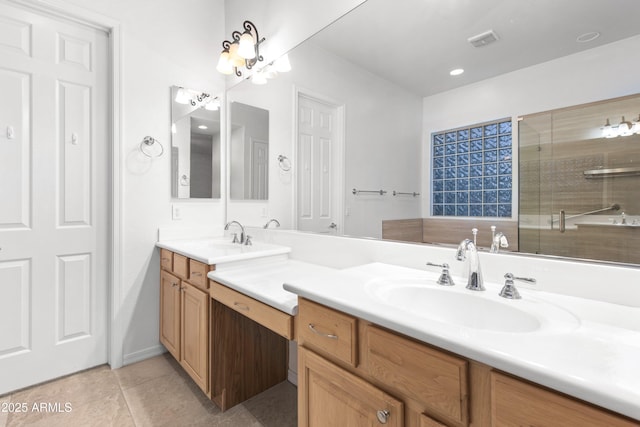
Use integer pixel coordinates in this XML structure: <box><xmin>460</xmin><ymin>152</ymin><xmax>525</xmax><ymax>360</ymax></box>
<box><xmin>297</xmin><ymin>94</ymin><xmax>343</xmax><ymax>234</ymax></box>
<box><xmin>0</xmin><ymin>3</ymin><xmax>109</xmax><ymax>393</ymax></box>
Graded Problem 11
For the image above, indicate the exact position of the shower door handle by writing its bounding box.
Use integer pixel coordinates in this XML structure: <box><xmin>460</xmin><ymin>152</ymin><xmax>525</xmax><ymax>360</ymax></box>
<box><xmin>559</xmin><ymin>210</ymin><xmax>566</xmax><ymax>233</ymax></box>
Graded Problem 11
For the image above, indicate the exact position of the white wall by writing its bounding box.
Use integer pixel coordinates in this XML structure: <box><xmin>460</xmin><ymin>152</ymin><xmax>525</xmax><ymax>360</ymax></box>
<box><xmin>226</xmin><ymin>42</ymin><xmax>423</xmax><ymax>237</ymax></box>
<box><xmin>421</xmin><ymin>35</ymin><xmax>640</xmax><ymax>218</ymax></box>
<box><xmin>59</xmin><ymin>0</ymin><xmax>226</xmax><ymax>365</ymax></box>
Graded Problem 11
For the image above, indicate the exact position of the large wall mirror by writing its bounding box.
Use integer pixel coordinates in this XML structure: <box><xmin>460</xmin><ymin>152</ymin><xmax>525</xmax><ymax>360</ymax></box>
<box><xmin>224</xmin><ymin>0</ymin><xmax>640</xmax><ymax>266</ymax></box>
<box><xmin>229</xmin><ymin>101</ymin><xmax>269</xmax><ymax>200</ymax></box>
<box><xmin>171</xmin><ymin>85</ymin><xmax>221</xmax><ymax>199</ymax></box>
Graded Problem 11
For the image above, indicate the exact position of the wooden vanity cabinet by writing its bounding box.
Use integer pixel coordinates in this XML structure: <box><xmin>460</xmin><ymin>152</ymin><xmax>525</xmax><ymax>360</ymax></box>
<box><xmin>297</xmin><ymin>298</ymin><xmax>639</xmax><ymax>427</ymax></box>
<box><xmin>491</xmin><ymin>372</ymin><xmax>638</xmax><ymax>427</ymax></box>
<box><xmin>159</xmin><ymin>250</ymin><xmax>213</xmax><ymax>395</ymax></box>
<box><xmin>299</xmin><ymin>346</ymin><xmax>404</xmax><ymax>427</ymax></box>
<box><xmin>209</xmin><ymin>281</ymin><xmax>290</xmax><ymax>411</ymax></box>
<box><xmin>297</xmin><ymin>297</ymin><xmax>468</xmax><ymax>427</ymax></box>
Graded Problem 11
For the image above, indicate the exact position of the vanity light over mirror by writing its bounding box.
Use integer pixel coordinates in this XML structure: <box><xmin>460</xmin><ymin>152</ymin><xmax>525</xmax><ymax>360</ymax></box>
<box><xmin>171</xmin><ymin>85</ymin><xmax>222</xmax><ymax>199</ymax></box>
<box><xmin>223</xmin><ymin>0</ymin><xmax>640</xmax><ymax>266</ymax></box>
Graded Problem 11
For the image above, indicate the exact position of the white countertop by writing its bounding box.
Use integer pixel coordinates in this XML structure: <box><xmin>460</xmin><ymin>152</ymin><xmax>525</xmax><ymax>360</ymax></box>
<box><xmin>208</xmin><ymin>259</ymin><xmax>337</xmax><ymax>315</ymax></box>
<box><xmin>156</xmin><ymin>237</ymin><xmax>291</xmax><ymax>265</ymax></box>
<box><xmin>283</xmin><ymin>262</ymin><xmax>640</xmax><ymax>421</ymax></box>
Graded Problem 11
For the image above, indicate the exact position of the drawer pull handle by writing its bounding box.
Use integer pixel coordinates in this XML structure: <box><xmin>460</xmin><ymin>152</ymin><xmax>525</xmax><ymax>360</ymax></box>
<box><xmin>233</xmin><ymin>302</ymin><xmax>250</xmax><ymax>311</ymax></box>
<box><xmin>376</xmin><ymin>409</ymin><xmax>390</xmax><ymax>424</ymax></box>
<box><xmin>191</xmin><ymin>272</ymin><xmax>203</xmax><ymax>277</ymax></box>
<box><xmin>308</xmin><ymin>323</ymin><xmax>338</xmax><ymax>340</ymax></box>
<box><xmin>161</xmin><ymin>257</ymin><xmax>170</xmax><ymax>262</ymax></box>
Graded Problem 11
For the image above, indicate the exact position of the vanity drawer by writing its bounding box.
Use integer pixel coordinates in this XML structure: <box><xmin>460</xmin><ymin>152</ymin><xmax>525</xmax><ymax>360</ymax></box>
<box><xmin>160</xmin><ymin>249</ymin><xmax>173</xmax><ymax>271</ymax></box>
<box><xmin>210</xmin><ymin>281</ymin><xmax>293</xmax><ymax>339</ymax></box>
<box><xmin>173</xmin><ymin>253</ymin><xmax>189</xmax><ymax>279</ymax></box>
<box><xmin>298</xmin><ymin>298</ymin><xmax>357</xmax><ymax>367</ymax></box>
<box><xmin>188</xmin><ymin>259</ymin><xmax>211</xmax><ymax>290</ymax></box>
<box><xmin>365</xmin><ymin>326</ymin><xmax>468</xmax><ymax>425</ymax></box>
<box><xmin>491</xmin><ymin>372</ymin><xmax>638</xmax><ymax>427</ymax></box>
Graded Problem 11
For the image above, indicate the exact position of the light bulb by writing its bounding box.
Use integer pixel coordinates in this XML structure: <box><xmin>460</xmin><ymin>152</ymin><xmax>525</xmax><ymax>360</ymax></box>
<box><xmin>633</xmin><ymin>115</ymin><xmax>640</xmax><ymax>134</ymax></box>
<box><xmin>273</xmin><ymin>54</ymin><xmax>291</xmax><ymax>72</ymax></box>
<box><xmin>251</xmin><ymin>71</ymin><xmax>267</xmax><ymax>85</ymax></box>
<box><xmin>228</xmin><ymin>43</ymin><xmax>245</xmax><ymax>68</ymax></box>
<box><xmin>204</xmin><ymin>99</ymin><xmax>220</xmax><ymax>111</ymax></box>
<box><xmin>216</xmin><ymin>51</ymin><xmax>233</xmax><ymax>75</ymax></box>
<box><xmin>237</xmin><ymin>32</ymin><xmax>256</xmax><ymax>59</ymax></box>
<box><xmin>174</xmin><ymin>87</ymin><xmax>190</xmax><ymax>104</ymax></box>
<box><xmin>602</xmin><ymin>118</ymin><xmax>616</xmax><ymax>139</ymax></box>
<box><xmin>619</xmin><ymin>116</ymin><xmax>633</xmax><ymax>137</ymax></box>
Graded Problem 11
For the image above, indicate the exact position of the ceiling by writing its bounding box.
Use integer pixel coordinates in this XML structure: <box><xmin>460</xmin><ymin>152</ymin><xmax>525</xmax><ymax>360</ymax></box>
<box><xmin>310</xmin><ymin>0</ymin><xmax>640</xmax><ymax>97</ymax></box>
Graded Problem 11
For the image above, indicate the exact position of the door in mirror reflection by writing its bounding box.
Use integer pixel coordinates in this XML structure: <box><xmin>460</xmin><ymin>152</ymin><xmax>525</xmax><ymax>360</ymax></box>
<box><xmin>230</xmin><ymin>102</ymin><xmax>269</xmax><ymax>200</ymax></box>
<box><xmin>170</xmin><ymin>86</ymin><xmax>221</xmax><ymax>199</ymax></box>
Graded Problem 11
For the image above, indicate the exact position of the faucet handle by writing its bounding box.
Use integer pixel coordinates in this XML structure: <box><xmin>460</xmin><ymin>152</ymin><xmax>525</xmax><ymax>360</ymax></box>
<box><xmin>499</xmin><ymin>273</ymin><xmax>536</xmax><ymax>299</ymax></box>
<box><xmin>231</xmin><ymin>232</ymin><xmax>240</xmax><ymax>244</ymax></box>
<box><xmin>244</xmin><ymin>235</ymin><xmax>253</xmax><ymax>246</ymax></box>
<box><xmin>426</xmin><ymin>262</ymin><xmax>455</xmax><ymax>286</ymax></box>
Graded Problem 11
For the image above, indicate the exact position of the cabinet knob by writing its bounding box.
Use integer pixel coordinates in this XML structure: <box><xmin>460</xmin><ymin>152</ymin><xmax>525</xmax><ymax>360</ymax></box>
<box><xmin>376</xmin><ymin>409</ymin><xmax>390</xmax><ymax>424</ymax></box>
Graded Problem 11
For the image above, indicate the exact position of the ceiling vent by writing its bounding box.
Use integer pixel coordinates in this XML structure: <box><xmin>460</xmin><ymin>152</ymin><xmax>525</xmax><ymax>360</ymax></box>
<box><xmin>468</xmin><ymin>30</ymin><xmax>499</xmax><ymax>48</ymax></box>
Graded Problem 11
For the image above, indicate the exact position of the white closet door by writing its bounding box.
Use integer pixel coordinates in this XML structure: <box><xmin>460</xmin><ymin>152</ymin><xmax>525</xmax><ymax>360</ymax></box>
<box><xmin>0</xmin><ymin>3</ymin><xmax>109</xmax><ymax>393</ymax></box>
<box><xmin>297</xmin><ymin>95</ymin><xmax>340</xmax><ymax>234</ymax></box>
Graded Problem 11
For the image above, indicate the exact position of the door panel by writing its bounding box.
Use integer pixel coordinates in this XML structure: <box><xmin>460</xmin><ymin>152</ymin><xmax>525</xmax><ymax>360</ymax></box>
<box><xmin>0</xmin><ymin>3</ymin><xmax>109</xmax><ymax>393</ymax></box>
<box><xmin>297</xmin><ymin>95</ymin><xmax>341</xmax><ymax>234</ymax></box>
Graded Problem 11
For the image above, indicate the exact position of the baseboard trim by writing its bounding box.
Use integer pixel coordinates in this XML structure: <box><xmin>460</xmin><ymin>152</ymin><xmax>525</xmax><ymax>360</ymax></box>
<box><xmin>122</xmin><ymin>345</ymin><xmax>166</xmax><ymax>366</ymax></box>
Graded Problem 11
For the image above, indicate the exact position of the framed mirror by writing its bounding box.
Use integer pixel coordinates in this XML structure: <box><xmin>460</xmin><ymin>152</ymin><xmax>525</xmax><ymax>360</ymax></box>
<box><xmin>171</xmin><ymin>85</ymin><xmax>221</xmax><ymax>199</ymax></box>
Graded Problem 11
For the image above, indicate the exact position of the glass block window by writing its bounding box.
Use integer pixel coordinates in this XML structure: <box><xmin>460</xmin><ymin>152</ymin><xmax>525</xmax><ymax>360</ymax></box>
<box><xmin>431</xmin><ymin>119</ymin><xmax>512</xmax><ymax>217</ymax></box>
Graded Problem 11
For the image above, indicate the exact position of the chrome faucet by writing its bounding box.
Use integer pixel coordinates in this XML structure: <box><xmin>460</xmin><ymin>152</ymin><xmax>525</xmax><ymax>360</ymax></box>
<box><xmin>455</xmin><ymin>239</ymin><xmax>485</xmax><ymax>291</ymax></box>
<box><xmin>263</xmin><ymin>218</ymin><xmax>281</xmax><ymax>229</ymax></box>
<box><xmin>224</xmin><ymin>220</ymin><xmax>246</xmax><ymax>244</ymax></box>
<box><xmin>490</xmin><ymin>232</ymin><xmax>509</xmax><ymax>253</ymax></box>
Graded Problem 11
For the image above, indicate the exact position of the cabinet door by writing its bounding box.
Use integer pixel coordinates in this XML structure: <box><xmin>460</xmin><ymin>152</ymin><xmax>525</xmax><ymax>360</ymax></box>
<box><xmin>491</xmin><ymin>372</ymin><xmax>638</xmax><ymax>427</ymax></box>
<box><xmin>299</xmin><ymin>347</ymin><xmax>403</xmax><ymax>427</ymax></box>
<box><xmin>181</xmin><ymin>282</ymin><xmax>209</xmax><ymax>394</ymax></box>
<box><xmin>160</xmin><ymin>270</ymin><xmax>181</xmax><ymax>360</ymax></box>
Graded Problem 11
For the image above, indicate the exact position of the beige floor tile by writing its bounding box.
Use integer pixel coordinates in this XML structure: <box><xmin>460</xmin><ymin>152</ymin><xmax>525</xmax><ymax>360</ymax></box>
<box><xmin>241</xmin><ymin>381</ymin><xmax>297</xmax><ymax>427</ymax></box>
<box><xmin>6</xmin><ymin>390</ymin><xmax>134</xmax><ymax>427</ymax></box>
<box><xmin>0</xmin><ymin>395</ymin><xmax>10</xmax><ymax>427</ymax></box>
<box><xmin>9</xmin><ymin>365</ymin><xmax>120</xmax><ymax>409</ymax></box>
<box><xmin>114</xmin><ymin>354</ymin><xmax>180</xmax><ymax>390</ymax></box>
<box><xmin>121</xmin><ymin>367</ymin><xmax>220</xmax><ymax>427</ymax></box>
<box><xmin>7</xmin><ymin>365</ymin><xmax>122</xmax><ymax>426</ymax></box>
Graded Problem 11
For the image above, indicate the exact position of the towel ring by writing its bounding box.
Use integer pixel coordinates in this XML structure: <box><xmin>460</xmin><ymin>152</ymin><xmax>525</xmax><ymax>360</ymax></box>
<box><xmin>278</xmin><ymin>155</ymin><xmax>291</xmax><ymax>171</ymax></box>
<box><xmin>140</xmin><ymin>136</ymin><xmax>164</xmax><ymax>158</ymax></box>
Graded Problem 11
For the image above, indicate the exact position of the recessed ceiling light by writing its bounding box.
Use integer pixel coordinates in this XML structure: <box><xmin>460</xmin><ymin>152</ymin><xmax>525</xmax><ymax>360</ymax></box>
<box><xmin>576</xmin><ymin>31</ymin><xmax>600</xmax><ymax>43</ymax></box>
<box><xmin>198</xmin><ymin>125</ymin><xmax>208</xmax><ymax>130</ymax></box>
<box><xmin>450</xmin><ymin>68</ymin><xmax>464</xmax><ymax>76</ymax></box>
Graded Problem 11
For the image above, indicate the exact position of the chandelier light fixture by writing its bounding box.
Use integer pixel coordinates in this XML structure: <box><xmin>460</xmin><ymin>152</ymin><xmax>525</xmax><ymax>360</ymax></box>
<box><xmin>216</xmin><ymin>20</ymin><xmax>264</xmax><ymax>77</ymax></box>
<box><xmin>174</xmin><ymin>87</ymin><xmax>220</xmax><ymax>111</ymax></box>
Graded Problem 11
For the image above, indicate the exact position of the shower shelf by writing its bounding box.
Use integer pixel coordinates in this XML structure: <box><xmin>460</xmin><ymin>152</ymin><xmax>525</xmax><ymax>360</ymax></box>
<box><xmin>583</xmin><ymin>166</ymin><xmax>640</xmax><ymax>178</ymax></box>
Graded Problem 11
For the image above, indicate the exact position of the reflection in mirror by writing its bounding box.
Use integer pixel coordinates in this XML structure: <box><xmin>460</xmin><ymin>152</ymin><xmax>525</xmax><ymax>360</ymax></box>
<box><xmin>171</xmin><ymin>86</ymin><xmax>221</xmax><ymax>199</ymax></box>
<box><xmin>519</xmin><ymin>94</ymin><xmax>640</xmax><ymax>264</ymax></box>
<box><xmin>224</xmin><ymin>0</ymin><xmax>640</xmax><ymax>266</ymax></box>
<box><xmin>229</xmin><ymin>102</ymin><xmax>269</xmax><ymax>200</ymax></box>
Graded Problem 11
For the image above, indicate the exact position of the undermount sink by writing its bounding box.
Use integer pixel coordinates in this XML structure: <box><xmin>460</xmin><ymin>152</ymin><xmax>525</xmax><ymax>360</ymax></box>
<box><xmin>366</xmin><ymin>279</ymin><xmax>580</xmax><ymax>334</ymax></box>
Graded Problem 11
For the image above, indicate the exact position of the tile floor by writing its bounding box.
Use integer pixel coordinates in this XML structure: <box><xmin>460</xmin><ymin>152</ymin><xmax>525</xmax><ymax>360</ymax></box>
<box><xmin>0</xmin><ymin>353</ymin><xmax>297</xmax><ymax>427</ymax></box>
